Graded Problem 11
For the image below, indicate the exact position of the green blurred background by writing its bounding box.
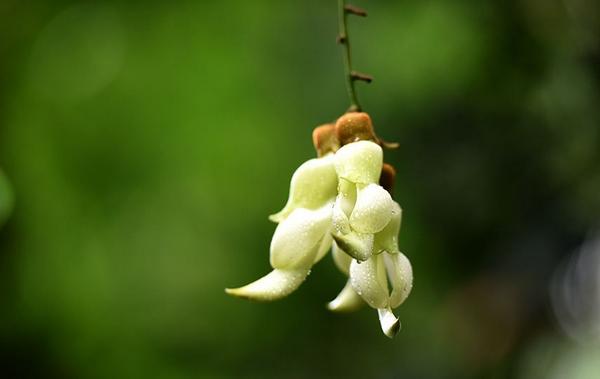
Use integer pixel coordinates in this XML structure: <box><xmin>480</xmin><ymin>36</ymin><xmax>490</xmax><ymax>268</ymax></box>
<box><xmin>1</xmin><ymin>0</ymin><xmax>600</xmax><ymax>378</ymax></box>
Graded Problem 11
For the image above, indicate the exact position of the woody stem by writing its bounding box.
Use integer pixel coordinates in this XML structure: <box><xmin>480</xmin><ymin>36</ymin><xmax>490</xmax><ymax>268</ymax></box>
<box><xmin>337</xmin><ymin>0</ymin><xmax>361</xmax><ymax>112</ymax></box>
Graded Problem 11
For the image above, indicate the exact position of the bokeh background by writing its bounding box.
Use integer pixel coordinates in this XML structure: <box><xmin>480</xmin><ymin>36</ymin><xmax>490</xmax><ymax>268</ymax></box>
<box><xmin>1</xmin><ymin>0</ymin><xmax>600</xmax><ymax>378</ymax></box>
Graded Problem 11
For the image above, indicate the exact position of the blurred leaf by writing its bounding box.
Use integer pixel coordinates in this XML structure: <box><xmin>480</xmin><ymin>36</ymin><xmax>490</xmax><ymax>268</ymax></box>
<box><xmin>0</xmin><ymin>169</ymin><xmax>14</xmax><ymax>227</ymax></box>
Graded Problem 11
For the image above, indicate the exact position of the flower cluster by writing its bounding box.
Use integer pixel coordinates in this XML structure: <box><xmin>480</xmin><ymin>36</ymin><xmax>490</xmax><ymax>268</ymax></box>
<box><xmin>226</xmin><ymin>112</ymin><xmax>412</xmax><ymax>338</ymax></box>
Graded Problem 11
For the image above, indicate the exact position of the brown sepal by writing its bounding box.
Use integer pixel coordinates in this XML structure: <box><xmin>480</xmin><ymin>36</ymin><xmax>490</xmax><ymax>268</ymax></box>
<box><xmin>312</xmin><ymin>123</ymin><xmax>340</xmax><ymax>157</ymax></box>
<box><xmin>335</xmin><ymin>112</ymin><xmax>377</xmax><ymax>145</ymax></box>
<box><xmin>380</xmin><ymin>163</ymin><xmax>396</xmax><ymax>195</ymax></box>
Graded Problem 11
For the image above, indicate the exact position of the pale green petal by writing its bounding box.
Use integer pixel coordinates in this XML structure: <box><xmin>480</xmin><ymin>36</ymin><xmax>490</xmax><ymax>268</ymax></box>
<box><xmin>334</xmin><ymin>140</ymin><xmax>383</xmax><ymax>184</ymax></box>
<box><xmin>269</xmin><ymin>154</ymin><xmax>337</xmax><ymax>223</ymax></box>
<box><xmin>337</xmin><ymin>178</ymin><xmax>356</xmax><ymax>216</ymax></box>
<box><xmin>378</xmin><ymin>308</ymin><xmax>401</xmax><ymax>338</ymax></box>
<box><xmin>350</xmin><ymin>254</ymin><xmax>389</xmax><ymax>309</ymax></box>
<box><xmin>385</xmin><ymin>252</ymin><xmax>413</xmax><ymax>309</ymax></box>
<box><xmin>374</xmin><ymin>201</ymin><xmax>402</xmax><ymax>254</ymax></box>
<box><xmin>331</xmin><ymin>179</ymin><xmax>357</xmax><ymax>235</ymax></box>
<box><xmin>327</xmin><ymin>280</ymin><xmax>364</xmax><ymax>313</ymax></box>
<box><xmin>332</xmin><ymin>242</ymin><xmax>352</xmax><ymax>275</ymax></box>
<box><xmin>332</xmin><ymin>231</ymin><xmax>374</xmax><ymax>262</ymax></box>
<box><xmin>225</xmin><ymin>269</ymin><xmax>309</xmax><ymax>301</ymax></box>
<box><xmin>312</xmin><ymin>231</ymin><xmax>333</xmax><ymax>264</ymax></box>
<box><xmin>270</xmin><ymin>205</ymin><xmax>332</xmax><ymax>270</ymax></box>
<box><xmin>332</xmin><ymin>196</ymin><xmax>351</xmax><ymax>235</ymax></box>
<box><xmin>350</xmin><ymin>184</ymin><xmax>393</xmax><ymax>234</ymax></box>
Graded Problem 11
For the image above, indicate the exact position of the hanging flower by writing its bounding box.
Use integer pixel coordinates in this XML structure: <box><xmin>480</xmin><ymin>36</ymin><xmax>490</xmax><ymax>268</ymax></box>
<box><xmin>226</xmin><ymin>112</ymin><xmax>413</xmax><ymax>338</ymax></box>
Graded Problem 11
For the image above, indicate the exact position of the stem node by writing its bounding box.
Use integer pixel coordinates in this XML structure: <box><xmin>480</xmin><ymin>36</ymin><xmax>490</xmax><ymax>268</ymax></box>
<box><xmin>344</xmin><ymin>4</ymin><xmax>368</xmax><ymax>17</ymax></box>
<box><xmin>351</xmin><ymin>71</ymin><xmax>373</xmax><ymax>83</ymax></box>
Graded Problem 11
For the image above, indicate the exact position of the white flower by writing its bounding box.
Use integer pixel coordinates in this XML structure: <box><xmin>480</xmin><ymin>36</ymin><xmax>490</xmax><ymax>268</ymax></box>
<box><xmin>329</xmin><ymin>174</ymin><xmax>413</xmax><ymax>338</ymax></box>
<box><xmin>226</xmin><ymin>112</ymin><xmax>413</xmax><ymax>338</ymax></box>
<box><xmin>225</xmin><ymin>154</ymin><xmax>337</xmax><ymax>301</ymax></box>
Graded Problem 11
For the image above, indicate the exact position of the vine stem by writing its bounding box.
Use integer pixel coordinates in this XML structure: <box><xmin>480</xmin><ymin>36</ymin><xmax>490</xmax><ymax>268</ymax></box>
<box><xmin>338</xmin><ymin>0</ymin><xmax>360</xmax><ymax>112</ymax></box>
<box><xmin>338</xmin><ymin>0</ymin><xmax>371</xmax><ymax>112</ymax></box>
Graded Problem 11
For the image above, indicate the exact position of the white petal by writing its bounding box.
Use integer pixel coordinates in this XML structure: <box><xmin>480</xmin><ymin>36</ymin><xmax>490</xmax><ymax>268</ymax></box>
<box><xmin>350</xmin><ymin>254</ymin><xmax>389</xmax><ymax>309</ymax></box>
<box><xmin>378</xmin><ymin>308</ymin><xmax>401</xmax><ymax>338</ymax></box>
<box><xmin>225</xmin><ymin>269</ymin><xmax>309</xmax><ymax>301</ymax></box>
<box><xmin>332</xmin><ymin>196</ymin><xmax>351</xmax><ymax>235</ymax></box>
<box><xmin>334</xmin><ymin>141</ymin><xmax>383</xmax><ymax>184</ymax></box>
<box><xmin>385</xmin><ymin>252</ymin><xmax>413</xmax><ymax>309</ymax></box>
<box><xmin>270</xmin><ymin>154</ymin><xmax>337</xmax><ymax>223</ymax></box>
<box><xmin>332</xmin><ymin>231</ymin><xmax>374</xmax><ymax>262</ymax></box>
<box><xmin>270</xmin><ymin>205</ymin><xmax>332</xmax><ymax>270</ymax></box>
<box><xmin>350</xmin><ymin>184</ymin><xmax>393</xmax><ymax>234</ymax></box>
<box><xmin>374</xmin><ymin>201</ymin><xmax>402</xmax><ymax>254</ymax></box>
<box><xmin>337</xmin><ymin>178</ymin><xmax>357</xmax><ymax>216</ymax></box>
<box><xmin>312</xmin><ymin>231</ymin><xmax>333</xmax><ymax>264</ymax></box>
<box><xmin>327</xmin><ymin>280</ymin><xmax>364</xmax><ymax>313</ymax></box>
<box><xmin>332</xmin><ymin>242</ymin><xmax>353</xmax><ymax>275</ymax></box>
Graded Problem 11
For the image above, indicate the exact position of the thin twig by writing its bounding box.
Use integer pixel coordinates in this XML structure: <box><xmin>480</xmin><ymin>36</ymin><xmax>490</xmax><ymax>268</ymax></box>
<box><xmin>338</xmin><ymin>0</ymin><xmax>371</xmax><ymax>112</ymax></box>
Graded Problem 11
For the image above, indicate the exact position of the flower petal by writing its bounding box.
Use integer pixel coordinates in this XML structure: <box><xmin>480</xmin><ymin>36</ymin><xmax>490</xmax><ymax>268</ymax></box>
<box><xmin>334</xmin><ymin>141</ymin><xmax>383</xmax><ymax>184</ymax></box>
<box><xmin>350</xmin><ymin>184</ymin><xmax>393</xmax><ymax>234</ymax></box>
<box><xmin>270</xmin><ymin>205</ymin><xmax>332</xmax><ymax>270</ymax></box>
<box><xmin>374</xmin><ymin>201</ymin><xmax>402</xmax><ymax>254</ymax></box>
<box><xmin>332</xmin><ymin>231</ymin><xmax>374</xmax><ymax>262</ymax></box>
<box><xmin>312</xmin><ymin>231</ymin><xmax>333</xmax><ymax>264</ymax></box>
<box><xmin>327</xmin><ymin>280</ymin><xmax>364</xmax><ymax>313</ymax></box>
<box><xmin>378</xmin><ymin>308</ymin><xmax>401</xmax><ymax>338</ymax></box>
<box><xmin>385</xmin><ymin>252</ymin><xmax>413</xmax><ymax>309</ymax></box>
<box><xmin>350</xmin><ymin>254</ymin><xmax>389</xmax><ymax>309</ymax></box>
<box><xmin>331</xmin><ymin>179</ymin><xmax>356</xmax><ymax>233</ymax></box>
<box><xmin>332</xmin><ymin>242</ymin><xmax>353</xmax><ymax>275</ymax></box>
<box><xmin>269</xmin><ymin>154</ymin><xmax>338</xmax><ymax>223</ymax></box>
<box><xmin>225</xmin><ymin>269</ymin><xmax>310</xmax><ymax>301</ymax></box>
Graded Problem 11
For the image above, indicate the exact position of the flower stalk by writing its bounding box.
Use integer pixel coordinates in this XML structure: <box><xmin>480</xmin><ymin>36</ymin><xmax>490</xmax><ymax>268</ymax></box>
<box><xmin>337</xmin><ymin>0</ymin><xmax>372</xmax><ymax>112</ymax></box>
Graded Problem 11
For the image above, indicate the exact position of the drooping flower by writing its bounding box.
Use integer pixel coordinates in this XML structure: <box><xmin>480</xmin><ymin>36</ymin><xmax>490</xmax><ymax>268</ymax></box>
<box><xmin>225</xmin><ymin>150</ymin><xmax>337</xmax><ymax>301</ymax></box>
<box><xmin>226</xmin><ymin>112</ymin><xmax>413</xmax><ymax>338</ymax></box>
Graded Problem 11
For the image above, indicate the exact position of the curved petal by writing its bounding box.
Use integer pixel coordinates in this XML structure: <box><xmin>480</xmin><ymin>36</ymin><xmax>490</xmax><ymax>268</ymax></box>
<box><xmin>313</xmin><ymin>231</ymin><xmax>333</xmax><ymax>264</ymax></box>
<box><xmin>327</xmin><ymin>280</ymin><xmax>364</xmax><ymax>313</ymax></box>
<box><xmin>270</xmin><ymin>205</ymin><xmax>332</xmax><ymax>270</ymax></box>
<box><xmin>385</xmin><ymin>252</ymin><xmax>413</xmax><ymax>309</ymax></box>
<box><xmin>350</xmin><ymin>184</ymin><xmax>393</xmax><ymax>234</ymax></box>
<box><xmin>225</xmin><ymin>269</ymin><xmax>310</xmax><ymax>301</ymax></box>
<box><xmin>378</xmin><ymin>308</ymin><xmax>401</xmax><ymax>338</ymax></box>
<box><xmin>374</xmin><ymin>201</ymin><xmax>402</xmax><ymax>254</ymax></box>
<box><xmin>269</xmin><ymin>155</ymin><xmax>337</xmax><ymax>223</ymax></box>
<box><xmin>332</xmin><ymin>231</ymin><xmax>374</xmax><ymax>262</ymax></box>
<box><xmin>331</xmin><ymin>179</ymin><xmax>357</xmax><ymax>235</ymax></box>
<box><xmin>334</xmin><ymin>141</ymin><xmax>383</xmax><ymax>184</ymax></box>
<box><xmin>332</xmin><ymin>242</ymin><xmax>353</xmax><ymax>275</ymax></box>
<box><xmin>337</xmin><ymin>178</ymin><xmax>357</xmax><ymax>216</ymax></box>
<box><xmin>350</xmin><ymin>254</ymin><xmax>389</xmax><ymax>309</ymax></box>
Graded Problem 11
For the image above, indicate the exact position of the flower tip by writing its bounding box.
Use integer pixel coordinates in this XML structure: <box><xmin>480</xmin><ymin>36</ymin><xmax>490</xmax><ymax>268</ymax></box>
<box><xmin>327</xmin><ymin>281</ymin><xmax>364</xmax><ymax>313</ymax></box>
<box><xmin>225</xmin><ymin>269</ymin><xmax>309</xmax><ymax>302</ymax></box>
<box><xmin>268</xmin><ymin>212</ymin><xmax>284</xmax><ymax>223</ymax></box>
<box><xmin>378</xmin><ymin>308</ymin><xmax>401</xmax><ymax>338</ymax></box>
